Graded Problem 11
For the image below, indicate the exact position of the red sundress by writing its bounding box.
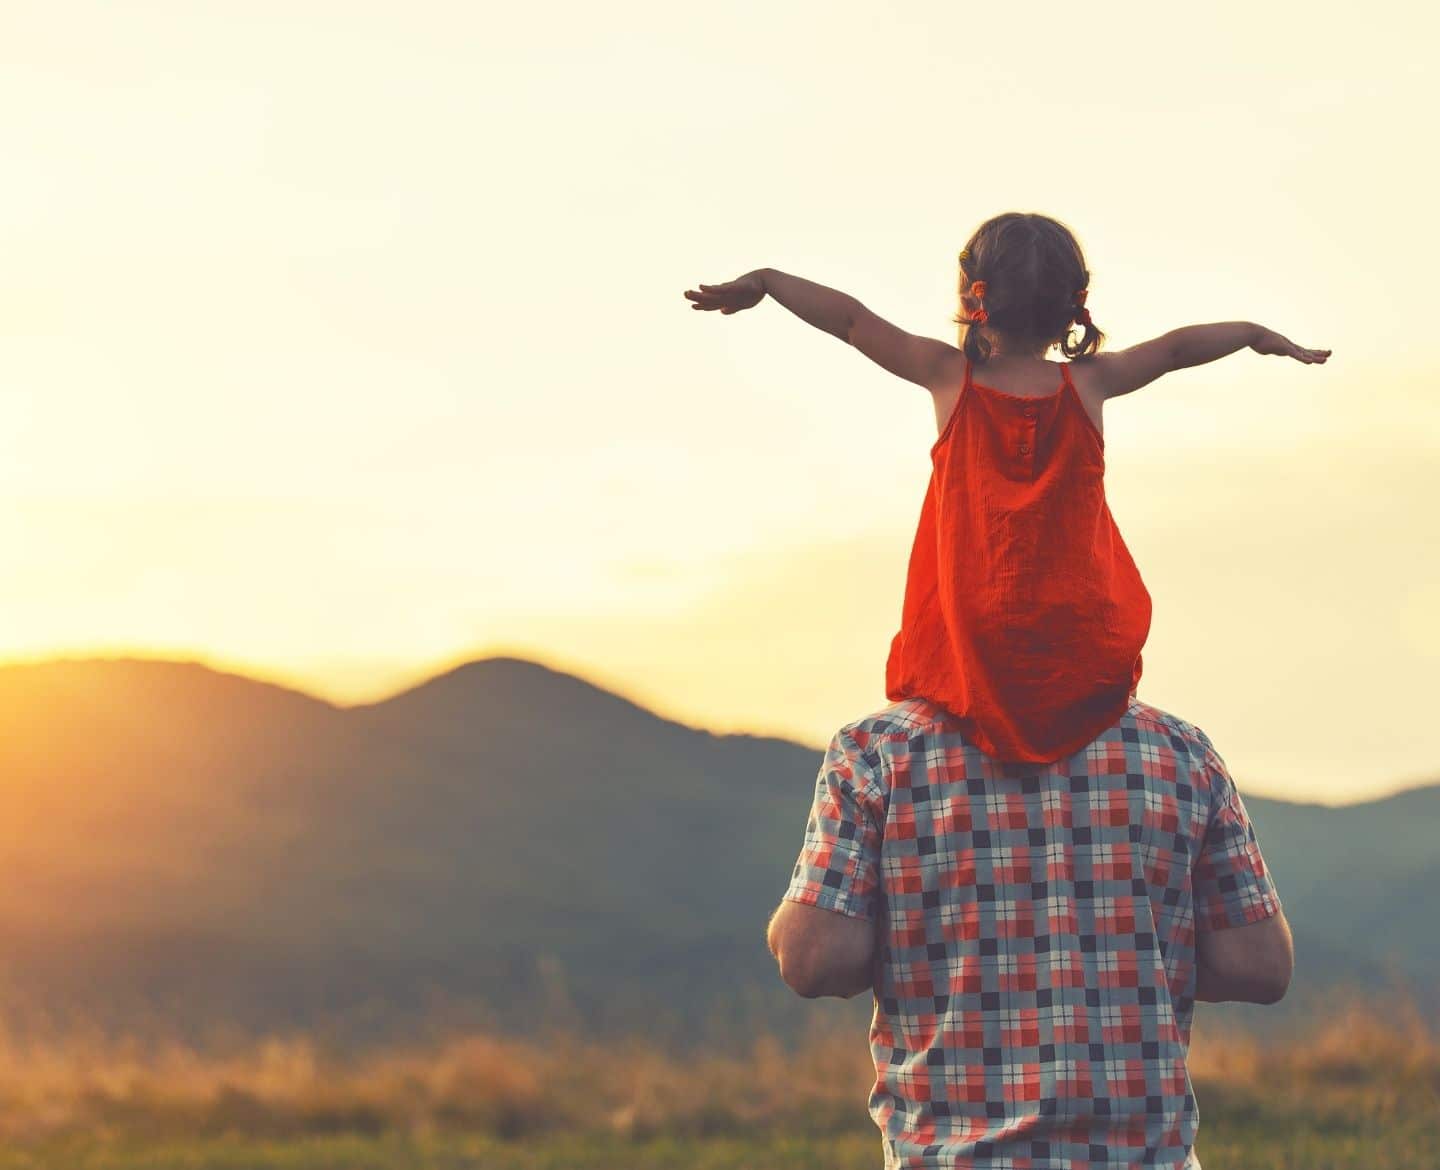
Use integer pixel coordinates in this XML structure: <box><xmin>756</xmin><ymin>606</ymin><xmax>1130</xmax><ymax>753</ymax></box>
<box><xmin>884</xmin><ymin>357</ymin><xmax>1152</xmax><ymax>763</ymax></box>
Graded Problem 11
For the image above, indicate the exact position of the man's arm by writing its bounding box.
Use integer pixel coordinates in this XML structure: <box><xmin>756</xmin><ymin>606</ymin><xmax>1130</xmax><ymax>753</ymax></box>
<box><xmin>766</xmin><ymin>898</ymin><xmax>876</xmax><ymax>999</ymax></box>
<box><xmin>1190</xmin><ymin>736</ymin><xmax>1291</xmax><ymax>1004</ymax></box>
<box><xmin>772</xmin><ymin>726</ymin><xmax>886</xmax><ymax>1000</ymax></box>
<box><xmin>755</xmin><ymin>269</ymin><xmax>959</xmax><ymax>390</ymax></box>
<box><xmin>1194</xmin><ymin>906</ymin><xmax>1294</xmax><ymax>1004</ymax></box>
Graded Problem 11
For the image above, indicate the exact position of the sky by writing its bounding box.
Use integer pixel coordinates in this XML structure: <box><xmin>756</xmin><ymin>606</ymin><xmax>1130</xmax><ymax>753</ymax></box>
<box><xmin>2</xmin><ymin>1</ymin><xmax>1437</xmax><ymax>806</ymax></box>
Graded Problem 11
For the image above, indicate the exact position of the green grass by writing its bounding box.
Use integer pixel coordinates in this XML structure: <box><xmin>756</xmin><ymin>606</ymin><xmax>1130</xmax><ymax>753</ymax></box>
<box><xmin>2</xmin><ymin>1088</ymin><xmax>1438</xmax><ymax>1170</ymax></box>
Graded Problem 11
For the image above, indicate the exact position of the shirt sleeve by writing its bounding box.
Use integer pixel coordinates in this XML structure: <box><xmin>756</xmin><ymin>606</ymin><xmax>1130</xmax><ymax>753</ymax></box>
<box><xmin>1192</xmin><ymin>741</ymin><xmax>1282</xmax><ymax>931</ymax></box>
<box><xmin>782</xmin><ymin>727</ymin><xmax>885</xmax><ymax>921</ymax></box>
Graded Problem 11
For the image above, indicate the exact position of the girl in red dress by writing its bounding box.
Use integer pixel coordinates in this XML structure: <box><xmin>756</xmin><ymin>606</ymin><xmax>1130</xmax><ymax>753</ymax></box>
<box><xmin>685</xmin><ymin>212</ymin><xmax>1329</xmax><ymax>763</ymax></box>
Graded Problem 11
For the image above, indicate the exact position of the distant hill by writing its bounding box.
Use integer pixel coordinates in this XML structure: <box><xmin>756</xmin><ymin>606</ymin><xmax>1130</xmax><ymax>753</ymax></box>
<box><xmin>0</xmin><ymin>655</ymin><xmax>1433</xmax><ymax>1046</ymax></box>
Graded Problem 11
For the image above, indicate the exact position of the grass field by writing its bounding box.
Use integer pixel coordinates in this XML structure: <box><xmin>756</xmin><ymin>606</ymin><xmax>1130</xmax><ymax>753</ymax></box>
<box><xmin>3</xmin><ymin>1104</ymin><xmax>1440</xmax><ymax>1170</ymax></box>
<box><xmin>0</xmin><ymin>998</ymin><xmax>1433</xmax><ymax>1168</ymax></box>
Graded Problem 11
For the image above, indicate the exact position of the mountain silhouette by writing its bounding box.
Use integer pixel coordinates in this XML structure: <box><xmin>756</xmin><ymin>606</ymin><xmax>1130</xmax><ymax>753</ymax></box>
<box><xmin>0</xmin><ymin>655</ymin><xmax>1432</xmax><ymax>1045</ymax></box>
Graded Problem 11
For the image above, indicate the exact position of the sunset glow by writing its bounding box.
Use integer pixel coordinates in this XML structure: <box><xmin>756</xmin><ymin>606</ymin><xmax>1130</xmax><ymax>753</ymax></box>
<box><xmin>3</xmin><ymin>1</ymin><xmax>1436</xmax><ymax>805</ymax></box>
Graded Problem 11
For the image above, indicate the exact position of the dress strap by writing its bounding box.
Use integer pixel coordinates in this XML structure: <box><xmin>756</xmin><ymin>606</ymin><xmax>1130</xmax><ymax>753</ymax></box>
<box><xmin>963</xmin><ymin>356</ymin><xmax>974</xmax><ymax>392</ymax></box>
<box><xmin>1058</xmin><ymin>362</ymin><xmax>1075</xmax><ymax>392</ymax></box>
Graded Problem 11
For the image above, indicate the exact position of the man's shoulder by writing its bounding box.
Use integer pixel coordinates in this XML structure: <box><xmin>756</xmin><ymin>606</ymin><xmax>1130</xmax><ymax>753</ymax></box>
<box><xmin>840</xmin><ymin>698</ymin><xmax>954</xmax><ymax>749</ymax></box>
<box><xmin>1124</xmin><ymin>697</ymin><xmax>1221</xmax><ymax>758</ymax></box>
<box><xmin>839</xmin><ymin>695</ymin><xmax>1221</xmax><ymax>764</ymax></box>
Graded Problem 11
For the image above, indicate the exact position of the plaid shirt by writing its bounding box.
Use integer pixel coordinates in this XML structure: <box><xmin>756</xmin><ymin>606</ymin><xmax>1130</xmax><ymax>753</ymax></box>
<box><xmin>784</xmin><ymin>695</ymin><xmax>1280</xmax><ymax>1170</ymax></box>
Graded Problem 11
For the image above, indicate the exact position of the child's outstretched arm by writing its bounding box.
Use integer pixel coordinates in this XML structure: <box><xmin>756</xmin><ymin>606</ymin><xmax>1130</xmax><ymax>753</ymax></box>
<box><xmin>1099</xmin><ymin>322</ymin><xmax>1331</xmax><ymax>399</ymax></box>
<box><xmin>684</xmin><ymin>268</ymin><xmax>958</xmax><ymax>391</ymax></box>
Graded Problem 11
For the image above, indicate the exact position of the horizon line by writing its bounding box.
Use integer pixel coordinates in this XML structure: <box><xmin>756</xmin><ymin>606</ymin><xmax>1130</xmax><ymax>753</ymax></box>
<box><xmin>2</xmin><ymin>647</ymin><xmax>1436</xmax><ymax>811</ymax></box>
<box><xmin>0</xmin><ymin>643</ymin><xmax>823</xmax><ymax>744</ymax></box>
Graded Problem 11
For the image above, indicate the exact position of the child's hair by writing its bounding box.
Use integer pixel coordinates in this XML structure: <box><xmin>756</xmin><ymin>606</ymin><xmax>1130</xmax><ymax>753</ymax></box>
<box><xmin>952</xmin><ymin>212</ymin><xmax>1105</xmax><ymax>365</ymax></box>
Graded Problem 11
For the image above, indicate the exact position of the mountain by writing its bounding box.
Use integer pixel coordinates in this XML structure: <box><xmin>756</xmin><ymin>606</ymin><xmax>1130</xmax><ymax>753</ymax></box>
<box><xmin>0</xmin><ymin>655</ymin><xmax>1433</xmax><ymax>1046</ymax></box>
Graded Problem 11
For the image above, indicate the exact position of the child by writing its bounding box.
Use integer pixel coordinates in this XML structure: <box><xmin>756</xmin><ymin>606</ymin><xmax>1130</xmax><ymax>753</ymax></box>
<box><xmin>684</xmin><ymin>212</ymin><xmax>1329</xmax><ymax>763</ymax></box>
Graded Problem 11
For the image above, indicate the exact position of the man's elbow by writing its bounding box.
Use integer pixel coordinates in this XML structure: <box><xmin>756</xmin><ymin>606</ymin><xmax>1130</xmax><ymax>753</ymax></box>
<box><xmin>1256</xmin><ymin>964</ymin><xmax>1294</xmax><ymax>1005</ymax></box>
<box><xmin>774</xmin><ymin>948</ymin><xmax>829</xmax><ymax>998</ymax></box>
<box><xmin>1258</xmin><ymin>929</ymin><xmax>1296</xmax><ymax>1003</ymax></box>
<box><xmin>1230</xmin><ymin>958</ymin><xmax>1294</xmax><ymax>1005</ymax></box>
<box><xmin>787</xmin><ymin>973</ymin><xmax>830</xmax><ymax>999</ymax></box>
<box><xmin>776</xmin><ymin>946</ymin><xmax>872</xmax><ymax>999</ymax></box>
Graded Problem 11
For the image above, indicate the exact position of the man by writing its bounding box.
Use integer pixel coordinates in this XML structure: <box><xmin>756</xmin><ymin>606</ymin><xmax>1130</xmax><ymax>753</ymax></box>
<box><xmin>767</xmin><ymin>694</ymin><xmax>1292</xmax><ymax>1170</ymax></box>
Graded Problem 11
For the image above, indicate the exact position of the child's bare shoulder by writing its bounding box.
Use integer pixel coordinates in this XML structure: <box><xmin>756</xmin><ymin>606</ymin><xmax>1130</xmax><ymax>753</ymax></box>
<box><xmin>1063</xmin><ymin>356</ymin><xmax>1109</xmax><ymax>430</ymax></box>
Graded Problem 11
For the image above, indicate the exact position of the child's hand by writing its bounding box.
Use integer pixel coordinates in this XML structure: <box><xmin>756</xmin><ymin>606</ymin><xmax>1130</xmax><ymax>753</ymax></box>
<box><xmin>683</xmin><ymin>273</ymin><xmax>766</xmax><ymax>315</ymax></box>
<box><xmin>1250</xmin><ymin>327</ymin><xmax>1331</xmax><ymax>364</ymax></box>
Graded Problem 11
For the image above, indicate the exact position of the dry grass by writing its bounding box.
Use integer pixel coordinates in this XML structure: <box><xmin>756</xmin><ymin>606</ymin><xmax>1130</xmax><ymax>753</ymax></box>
<box><xmin>0</xmin><ymin>992</ymin><xmax>1434</xmax><ymax>1146</ymax></box>
<box><xmin>1189</xmin><ymin>993</ymin><xmax>1440</xmax><ymax>1091</ymax></box>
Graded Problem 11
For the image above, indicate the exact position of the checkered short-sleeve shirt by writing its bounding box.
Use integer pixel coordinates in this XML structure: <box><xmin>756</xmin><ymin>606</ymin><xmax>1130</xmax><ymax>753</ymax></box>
<box><xmin>784</xmin><ymin>696</ymin><xmax>1280</xmax><ymax>1170</ymax></box>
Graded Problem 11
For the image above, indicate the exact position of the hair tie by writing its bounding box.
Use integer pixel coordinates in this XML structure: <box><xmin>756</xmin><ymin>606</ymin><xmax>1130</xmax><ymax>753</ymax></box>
<box><xmin>967</xmin><ymin>277</ymin><xmax>988</xmax><ymax>325</ymax></box>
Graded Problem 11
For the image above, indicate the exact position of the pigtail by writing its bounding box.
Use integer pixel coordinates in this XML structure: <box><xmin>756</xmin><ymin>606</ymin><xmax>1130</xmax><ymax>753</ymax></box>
<box><xmin>962</xmin><ymin>313</ymin><xmax>993</xmax><ymax>365</ymax></box>
<box><xmin>953</xmin><ymin>252</ymin><xmax>994</xmax><ymax>365</ymax></box>
<box><xmin>1058</xmin><ymin>277</ymin><xmax>1103</xmax><ymax>358</ymax></box>
<box><xmin>1061</xmin><ymin>302</ymin><xmax>1104</xmax><ymax>359</ymax></box>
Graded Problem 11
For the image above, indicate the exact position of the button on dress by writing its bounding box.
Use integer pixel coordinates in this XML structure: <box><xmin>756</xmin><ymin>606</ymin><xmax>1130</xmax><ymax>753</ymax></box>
<box><xmin>884</xmin><ymin>357</ymin><xmax>1152</xmax><ymax>763</ymax></box>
